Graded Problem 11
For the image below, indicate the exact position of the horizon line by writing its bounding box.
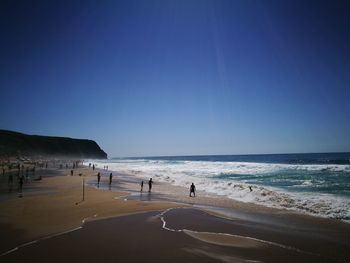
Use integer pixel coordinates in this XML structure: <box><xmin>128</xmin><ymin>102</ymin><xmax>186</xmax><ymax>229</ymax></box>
<box><xmin>110</xmin><ymin>151</ymin><xmax>350</xmax><ymax>159</ymax></box>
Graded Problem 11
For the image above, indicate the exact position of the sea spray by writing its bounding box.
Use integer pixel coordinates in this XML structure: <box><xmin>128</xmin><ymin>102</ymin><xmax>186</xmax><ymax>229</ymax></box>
<box><xmin>86</xmin><ymin>153</ymin><xmax>350</xmax><ymax>221</ymax></box>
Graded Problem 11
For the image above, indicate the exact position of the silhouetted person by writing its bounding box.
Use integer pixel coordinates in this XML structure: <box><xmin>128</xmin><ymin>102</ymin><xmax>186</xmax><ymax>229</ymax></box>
<box><xmin>249</xmin><ymin>186</ymin><xmax>253</xmax><ymax>192</ymax></box>
<box><xmin>97</xmin><ymin>172</ymin><xmax>101</xmax><ymax>185</ymax></box>
<box><xmin>93</xmin><ymin>164</ymin><xmax>95</xmax><ymax>170</ymax></box>
<box><xmin>18</xmin><ymin>176</ymin><xmax>24</xmax><ymax>193</ymax></box>
<box><xmin>109</xmin><ymin>173</ymin><xmax>113</xmax><ymax>185</ymax></box>
<box><xmin>148</xmin><ymin>178</ymin><xmax>153</xmax><ymax>192</ymax></box>
<box><xmin>8</xmin><ymin>173</ymin><xmax>13</xmax><ymax>183</ymax></box>
<box><xmin>140</xmin><ymin>181</ymin><xmax>144</xmax><ymax>192</ymax></box>
<box><xmin>8</xmin><ymin>173</ymin><xmax>13</xmax><ymax>191</ymax></box>
<box><xmin>71</xmin><ymin>170</ymin><xmax>74</xmax><ymax>176</ymax></box>
<box><xmin>190</xmin><ymin>183</ymin><xmax>196</xmax><ymax>197</ymax></box>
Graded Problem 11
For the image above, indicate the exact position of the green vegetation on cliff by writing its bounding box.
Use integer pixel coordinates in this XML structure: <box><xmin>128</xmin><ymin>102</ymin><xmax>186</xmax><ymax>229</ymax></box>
<box><xmin>0</xmin><ymin>130</ymin><xmax>107</xmax><ymax>159</ymax></box>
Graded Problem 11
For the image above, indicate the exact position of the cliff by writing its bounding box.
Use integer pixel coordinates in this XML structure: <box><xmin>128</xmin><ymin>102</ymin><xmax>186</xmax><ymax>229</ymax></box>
<box><xmin>0</xmin><ymin>130</ymin><xmax>107</xmax><ymax>159</ymax></box>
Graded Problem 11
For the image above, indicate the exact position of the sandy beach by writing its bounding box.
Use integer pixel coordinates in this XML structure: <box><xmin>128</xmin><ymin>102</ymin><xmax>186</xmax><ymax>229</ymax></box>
<box><xmin>2</xmin><ymin>0</ymin><xmax>350</xmax><ymax>261</ymax></box>
<box><xmin>1</xmin><ymin>165</ymin><xmax>350</xmax><ymax>263</ymax></box>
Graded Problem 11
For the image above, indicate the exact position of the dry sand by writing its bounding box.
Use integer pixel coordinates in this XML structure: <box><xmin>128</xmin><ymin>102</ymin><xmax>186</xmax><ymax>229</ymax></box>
<box><xmin>0</xmin><ymin>167</ymin><xmax>184</xmax><ymax>253</ymax></box>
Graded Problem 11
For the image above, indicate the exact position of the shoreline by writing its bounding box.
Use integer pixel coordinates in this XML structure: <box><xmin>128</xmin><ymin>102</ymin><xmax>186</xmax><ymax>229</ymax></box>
<box><xmin>88</xmin><ymin>157</ymin><xmax>350</xmax><ymax>222</ymax></box>
<box><xmin>88</xmin><ymin>166</ymin><xmax>350</xmax><ymax>226</ymax></box>
<box><xmin>1</xmin><ymin>165</ymin><xmax>350</xmax><ymax>262</ymax></box>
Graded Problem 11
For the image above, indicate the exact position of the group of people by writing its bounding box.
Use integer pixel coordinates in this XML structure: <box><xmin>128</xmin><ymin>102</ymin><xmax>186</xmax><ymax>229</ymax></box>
<box><xmin>6</xmin><ymin>165</ymin><xmax>37</xmax><ymax>194</ymax></box>
<box><xmin>140</xmin><ymin>178</ymin><xmax>153</xmax><ymax>192</ymax></box>
<box><xmin>7</xmin><ymin>173</ymin><xmax>24</xmax><ymax>193</ymax></box>
<box><xmin>139</xmin><ymin>178</ymin><xmax>196</xmax><ymax>197</ymax></box>
<box><xmin>96</xmin><ymin>172</ymin><xmax>113</xmax><ymax>187</ymax></box>
<box><xmin>93</xmin><ymin>169</ymin><xmax>254</xmax><ymax>197</ymax></box>
<box><xmin>91</xmin><ymin>163</ymin><xmax>200</xmax><ymax>197</ymax></box>
<box><xmin>96</xmin><ymin>173</ymin><xmax>197</xmax><ymax>196</ymax></box>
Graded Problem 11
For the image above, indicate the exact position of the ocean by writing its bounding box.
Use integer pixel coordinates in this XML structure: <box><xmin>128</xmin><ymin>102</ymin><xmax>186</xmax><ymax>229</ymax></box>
<box><xmin>90</xmin><ymin>152</ymin><xmax>350</xmax><ymax>221</ymax></box>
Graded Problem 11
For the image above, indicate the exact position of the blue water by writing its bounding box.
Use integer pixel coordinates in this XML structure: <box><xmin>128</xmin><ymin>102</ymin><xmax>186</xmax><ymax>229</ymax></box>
<box><xmin>117</xmin><ymin>152</ymin><xmax>350</xmax><ymax>197</ymax></box>
<box><xmin>98</xmin><ymin>152</ymin><xmax>350</xmax><ymax>219</ymax></box>
<box><xmin>126</xmin><ymin>152</ymin><xmax>350</xmax><ymax>165</ymax></box>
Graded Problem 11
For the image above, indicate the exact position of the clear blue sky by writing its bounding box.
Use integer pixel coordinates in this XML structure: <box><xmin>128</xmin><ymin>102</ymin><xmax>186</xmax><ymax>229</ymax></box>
<box><xmin>1</xmin><ymin>0</ymin><xmax>350</xmax><ymax>157</ymax></box>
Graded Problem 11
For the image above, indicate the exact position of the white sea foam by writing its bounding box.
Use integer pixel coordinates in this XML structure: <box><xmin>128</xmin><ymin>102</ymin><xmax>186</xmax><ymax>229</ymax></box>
<box><xmin>86</xmin><ymin>159</ymin><xmax>350</xmax><ymax>221</ymax></box>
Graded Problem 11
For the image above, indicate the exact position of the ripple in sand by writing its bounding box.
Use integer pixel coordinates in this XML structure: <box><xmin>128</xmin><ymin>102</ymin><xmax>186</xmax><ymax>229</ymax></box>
<box><xmin>183</xmin><ymin>230</ymin><xmax>267</xmax><ymax>248</ymax></box>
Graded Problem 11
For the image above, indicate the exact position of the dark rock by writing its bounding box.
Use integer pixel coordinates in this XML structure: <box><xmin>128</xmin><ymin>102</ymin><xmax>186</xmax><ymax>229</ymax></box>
<box><xmin>0</xmin><ymin>130</ymin><xmax>107</xmax><ymax>159</ymax></box>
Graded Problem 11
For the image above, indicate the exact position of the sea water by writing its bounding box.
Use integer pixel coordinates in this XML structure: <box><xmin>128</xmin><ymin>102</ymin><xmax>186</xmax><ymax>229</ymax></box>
<box><xmin>89</xmin><ymin>153</ymin><xmax>350</xmax><ymax>221</ymax></box>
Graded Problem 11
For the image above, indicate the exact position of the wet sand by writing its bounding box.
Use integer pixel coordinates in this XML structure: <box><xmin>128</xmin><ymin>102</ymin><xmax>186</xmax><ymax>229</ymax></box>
<box><xmin>2</xmin><ymin>208</ymin><xmax>350</xmax><ymax>263</ymax></box>
<box><xmin>1</xmin><ymin>166</ymin><xmax>350</xmax><ymax>262</ymax></box>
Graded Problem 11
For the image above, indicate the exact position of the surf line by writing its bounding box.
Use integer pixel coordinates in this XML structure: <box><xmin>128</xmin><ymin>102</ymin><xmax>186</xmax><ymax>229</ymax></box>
<box><xmin>158</xmin><ymin>208</ymin><xmax>321</xmax><ymax>258</ymax></box>
<box><xmin>0</xmin><ymin>214</ymin><xmax>98</xmax><ymax>257</ymax></box>
<box><xmin>159</xmin><ymin>207</ymin><xmax>182</xmax><ymax>232</ymax></box>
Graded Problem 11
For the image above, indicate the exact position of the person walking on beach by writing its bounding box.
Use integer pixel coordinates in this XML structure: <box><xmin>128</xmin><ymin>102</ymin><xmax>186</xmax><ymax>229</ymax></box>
<box><xmin>140</xmin><ymin>180</ymin><xmax>144</xmax><ymax>192</ymax></box>
<box><xmin>18</xmin><ymin>175</ymin><xmax>24</xmax><ymax>193</ymax></box>
<box><xmin>190</xmin><ymin>183</ymin><xmax>196</xmax><ymax>197</ymax></box>
<box><xmin>93</xmin><ymin>164</ymin><xmax>95</xmax><ymax>170</ymax></box>
<box><xmin>109</xmin><ymin>173</ymin><xmax>113</xmax><ymax>185</ymax></box>
<box><xmin>8</xmin><ymin>173</ymin><xmax>13</xmax><ymax>191</ymax></box>
<box><xmin>97</xmin><ymin>172</ymin><xmax>101</xmax><ymax>186</ymax></box>
<box><xmin>8</xmin><ymin>173</ymin><xmax>13</xmax><ymax>184</ymax></box>
<box><xmin>148</xmin><ymin>178</ymin><xmax>153</xmax><ymax>192</ymax></box>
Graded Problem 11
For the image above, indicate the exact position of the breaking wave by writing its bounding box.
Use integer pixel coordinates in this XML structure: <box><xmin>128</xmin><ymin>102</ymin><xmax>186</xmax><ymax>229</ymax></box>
<box><xmin>88</xmin><ymin>158</ymin><xmax>350</xmax><ymax>221</ymax></box>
